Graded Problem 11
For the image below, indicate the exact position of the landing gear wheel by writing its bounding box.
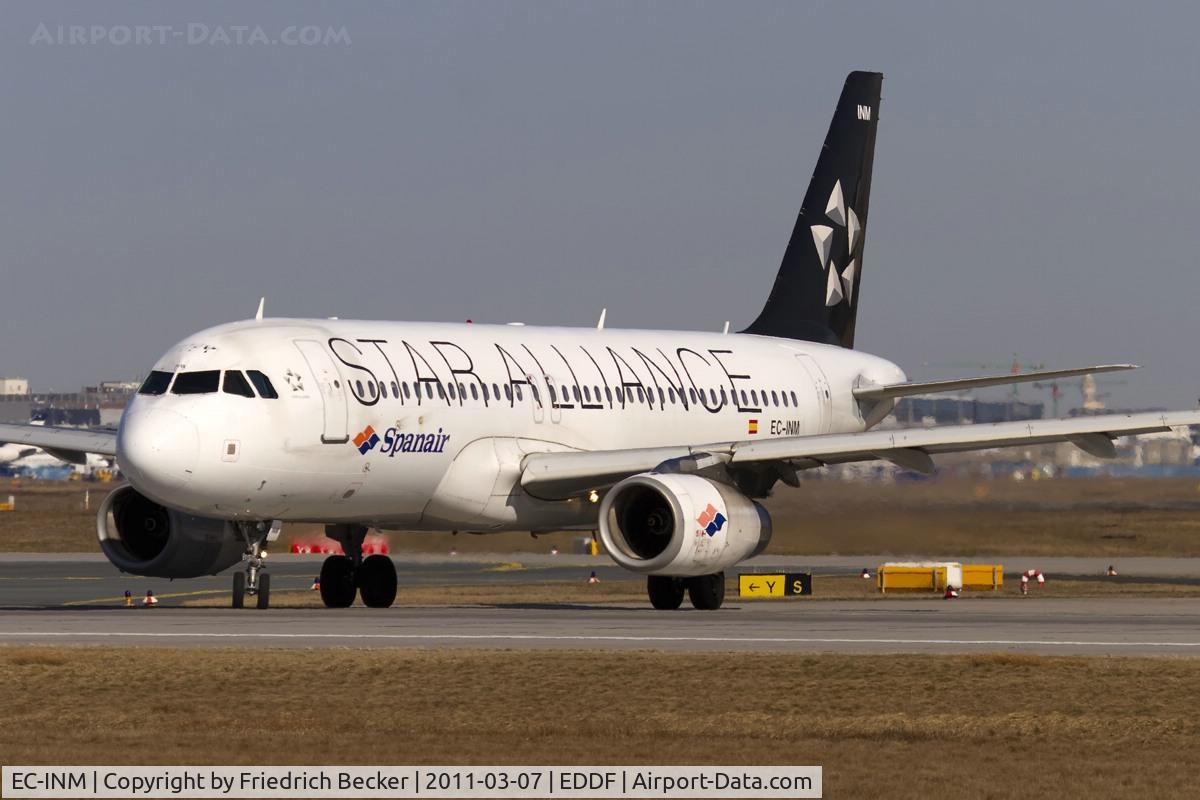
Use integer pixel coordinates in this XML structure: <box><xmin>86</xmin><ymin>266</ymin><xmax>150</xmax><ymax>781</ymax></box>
<box><xmin>319</xmin><ymin>555</ymin><xmax>357</xmax><ymax>608</ymax></box>
<box><xmin>358</xmin><ymin>555</ymin><xmax>397</xmax><ymax>608</ymax></box>
<box><xmin>647</xmin><ymin>575</ymin><xmax>685</xmax><ymax>610</ymax></box>
<box><xmin>232</xmin><ymin>571</ymin><xmax>246</xmax><ymax>609</ymax></box>
<box><xmin>256</xmin><ymin>573</ymin><xmax>271</xmax><ymax>610</ymax></box>
<box><xmin>687</xmin><ymin>572</ymin><xmax>726</xmax><ymax>610</ymax></box>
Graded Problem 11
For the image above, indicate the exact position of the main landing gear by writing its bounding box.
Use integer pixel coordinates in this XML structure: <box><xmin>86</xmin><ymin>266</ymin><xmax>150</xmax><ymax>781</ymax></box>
<box><xmin>232</xmin><ymin>520</ymin><xmax>279</xmax><ymax>609</ymax></box>
<box><xmin>320</xmin><ymin>524</ymin><xmax>397</xmax><ymax>608</ymax></box>
<box><xmin>647</xmin><ymin>572</ymin><xmax>726</xmax><ymax>610</ymax></box>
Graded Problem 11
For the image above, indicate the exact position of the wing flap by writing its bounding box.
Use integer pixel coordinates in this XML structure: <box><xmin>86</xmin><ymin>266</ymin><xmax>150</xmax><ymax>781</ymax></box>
<box><xmin>852</xmin><ymin>364</ymin><xmax>1137</xmax><ymax>401</ymax></box>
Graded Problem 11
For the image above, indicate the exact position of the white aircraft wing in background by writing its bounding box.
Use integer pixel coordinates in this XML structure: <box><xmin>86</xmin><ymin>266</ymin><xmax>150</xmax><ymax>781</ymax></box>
<box><xmin>0</xmin><ymin>423</ymin><xmax>118</xmax><ymax>465</ymax></box>
<box><xmin>520</xmin><ymin>410</ymin><xmax>1200</xmax><ymax>499</ymax></box>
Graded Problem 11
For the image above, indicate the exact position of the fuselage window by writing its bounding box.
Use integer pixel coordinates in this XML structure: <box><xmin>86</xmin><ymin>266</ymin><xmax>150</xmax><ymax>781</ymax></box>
<box><xmin>378</xmin><ymin>382</ymin><xmax>387</xmax><ymax>399</ymax></box>
<box><xmin>447</xmin><ymin>383</ymin><xmax>457</xmax><ymax>400</ymax></box>
<box><xmin>657</xmin><ymin>388</ymin><xmax>665</xmax><ymax>406</ymax></box>
<box><xmin>222</xmin><ymin>370</ymin><xmax>255</xmax><ymax>398</ymax></box>
<box><xmin>790</xmin><ymin>390</ymin><xmax>799</xmax><ymax>406</ymax></box>
<box><xmin>688</xmin><ymin>388</ymin><xmax>697</xmax><ymax>405</ymax></box>
<box><xmin>493</xmin><ymin>383</ymin><xmax>502</xmax><ymax>400</ymax></box>
<box><xmin>573</xmin><ymin>386</ymin><xmax>582</xmax><ymax>403</ymax></box>
<box><xmin>668</xmin><ymin>388</ymin><xmax>676</xmax><ymax>404</ymax></box>
<box><xmin>605</xmin><ymin>386</ymin><xmax>613</xmax><ymax>403</ymax></box>
<box><xmin>636</xmin><ymin>387</ymin><xmax>645</xmax><ymax>403</ymax></box>
<box><xmin>138</xmin><ymin>370</ymin><xmax>173</xmax><ymax>396</ymax></box>
<box><xmin>354</xmin><ymin>380</ymin><xmax>364</xmax><ymax>396</ymax></box>
<box><xmin>367</xmin><ymin>381</ymin><xmax>377</xmax><ymax>399</ymax></box>
<box><xmin>401</xmin><ymin>382</ymin><xmax>410</xmax><ymax>399</ymax></box>
<box><xmin>247</xmin><ymin>371</ymin><xmax>278</xmax><ymax>399</ymax></box>
<box><xmin>424</xmin><ymin>383</ymin><xmax>434</xmax><ymax>399</ymax></box>
<box><xmin>781</xmin><ymin>391</ymin><xmax>789</xmax><ymax>408</ymax></box>
<box><xmin>719</xmin><ymin>387</ymin><xmax>728</xmax><ymax>405</ymax></box>
<box><xmin>583</xmin><ymin>386</ymin><xmax>592</xmax><ymax>402</ymax></box>
<box><xmin>172</xmin><ymin>370</ymin><xmax>221</xmax><ymax>395</ymax></box>
<box><xmin>514</xmin><ymin>384</ymin><xmax>523</xmax><ymax>401</ymax></box>
<box><xmin>772</xmin><ymin>390</ymin><xmax>779</xmax><ymax>406</ymax></box>
<box><xmin>549</xmin><ymin>385</ymin><xmax>558</xmax><ymax>403</ymax></box>
<box><xmin>437</xmin><ymin>384</ymin><xmax>446</xmax><ymax>399</ymax></box>
<box><xmin>504</xmin><ymin>384</ymin><xmax>512</xmax><ymax>401</ymax></box>
<box><xmin>470</xmin><ymin>384</ymin><xmax>479</xmax><ymax>401</ymax></box>
<box><xmin>391</xmin><ymin>381</ymin><xmax>400</xmax><ymax>398</ymax></box>
<box><xmin>750</xmin><ymin>390</ymin><xmax>759</xmax><ymax>406</ymax></box>
<box><xmin>709</xmin><ymin>388</ymin><xmax>719</xmax><ymax>407</ymax></box>
<box><xmin>615</xmin><ymin>387</ymin><xmax>624</xmax><ymax>404</ymax></box>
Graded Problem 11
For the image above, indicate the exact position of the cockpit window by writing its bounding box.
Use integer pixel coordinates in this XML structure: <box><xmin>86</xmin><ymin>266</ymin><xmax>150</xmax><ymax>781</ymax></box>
<box><xmin>138</xmin><ymin>371</ymin><xmax>173</xmax><ymax>396</ymax></box>
<box><xmin>247</xmin><ymin>370</ymin><xmax>278</xmax><ymax>399</ymax></box>
<box><xmin>169</xmin><ymin>369</ymin><xmax>220</xmax><ymax>393</ymax></box>
<box><xmin>222</xmin><ymin>370</ymin><xmax>255</xmax><ymax>398</ymax></box>
<box><xmin>171</xmin><ymin>370</ymin><xmax>221</xmax><ymax>395</ymax></box>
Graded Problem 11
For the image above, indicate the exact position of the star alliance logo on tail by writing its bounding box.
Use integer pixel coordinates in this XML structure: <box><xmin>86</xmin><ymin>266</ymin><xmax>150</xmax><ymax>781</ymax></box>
<box><xmin>696</xmin><ymin>503</ymin><xmax>727</xmax><ymax>537</ymax></box>
<box><xmin>353</xmin><ymin>425</ymin><xmax>380</xmax><ymax>455</ymax></box>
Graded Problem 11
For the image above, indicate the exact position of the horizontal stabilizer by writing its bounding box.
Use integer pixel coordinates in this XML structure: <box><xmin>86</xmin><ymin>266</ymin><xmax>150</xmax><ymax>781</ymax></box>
<box><xmin>852</xmin><ymin>364</ymin><xmax>1137</xmax><ymax>402</ymax></box>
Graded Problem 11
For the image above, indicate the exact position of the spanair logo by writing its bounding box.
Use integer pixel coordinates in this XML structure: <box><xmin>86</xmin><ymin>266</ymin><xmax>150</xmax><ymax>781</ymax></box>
<box><xmin>352</xmin><ymin>425</ymin><xmax>379</xmax><ymax>455</ymax></box>
<box><xmin>351</xmin><ymin>425</ymin><xmax>451</xmax><ymax>457</ymax></box>
<box><xmin>696</xmin><ymin>503</ymin><xmax>727</xmax><ymax>537</ymax></box>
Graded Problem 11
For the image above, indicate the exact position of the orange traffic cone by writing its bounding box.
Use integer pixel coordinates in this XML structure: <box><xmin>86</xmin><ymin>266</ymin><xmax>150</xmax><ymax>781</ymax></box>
<box><xmin>143</xmin><ymin>590</ymin><xmax>158</xmax><ymax>607</ymax></box>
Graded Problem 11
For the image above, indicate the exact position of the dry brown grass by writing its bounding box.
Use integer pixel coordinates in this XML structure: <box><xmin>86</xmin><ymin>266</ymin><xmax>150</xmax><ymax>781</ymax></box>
<box><xmin>7</xmin><ymin>476</ymin><xmax>1200</xmax><ymax>558</ymax></box>
<box><xmin>1</xmin><ymin>646</ymin><xmax>1198</xmax><ymax>798</ymax></box>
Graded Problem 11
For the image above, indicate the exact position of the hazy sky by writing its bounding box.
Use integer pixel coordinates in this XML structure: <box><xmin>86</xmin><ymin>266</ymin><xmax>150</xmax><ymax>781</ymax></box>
<box><xmin>2</xmin><ymin>1</ymin><xmax>1198</xmax><ymax>410</ymax></box>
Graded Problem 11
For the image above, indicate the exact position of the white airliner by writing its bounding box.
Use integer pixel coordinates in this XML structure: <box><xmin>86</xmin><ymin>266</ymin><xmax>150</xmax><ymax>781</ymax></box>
<box><xmin>3</xmin><ymin>71</ymin><xmax>1197</xmax><ymax>610</ymax></box>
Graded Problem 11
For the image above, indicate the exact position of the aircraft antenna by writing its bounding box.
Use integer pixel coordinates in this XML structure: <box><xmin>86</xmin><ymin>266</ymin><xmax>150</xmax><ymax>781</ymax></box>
<box><xmin>254</xmin><ymin>297</ymin><xmax>265</xmax><ymax>321</ymax></box>
<box><xmin>597</xmin><ymin>308</ymin><xmax>607</xmax><ymax>330</ymax></box>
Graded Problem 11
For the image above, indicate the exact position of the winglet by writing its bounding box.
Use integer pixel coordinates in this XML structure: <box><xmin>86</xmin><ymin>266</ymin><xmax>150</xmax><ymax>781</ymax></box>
<box><xmin>254</xmin><ymin>297</ymin><xmax>265</xmax><ymax>322</ymax></box>
<box><xmin>597</xmin><ymin>308</ymin><xmax>607</xmax><ymax>330</ymax></box>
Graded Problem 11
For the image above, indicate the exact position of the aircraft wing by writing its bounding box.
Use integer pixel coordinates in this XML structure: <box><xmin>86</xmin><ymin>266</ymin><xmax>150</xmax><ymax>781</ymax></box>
<box><xmin>852</xmin><ymin>364</ymin><xmax>1136</xmax><ymax>401</ymax></box>
<box><xmin>520</xmin><ymin>410</ymin><xmax>1200</xmax><ymax>499</ymax></box>
<box><xmin>0</xmin><ymin>423</ymin><xmax>118</xmax><ymax>464</ymax></box>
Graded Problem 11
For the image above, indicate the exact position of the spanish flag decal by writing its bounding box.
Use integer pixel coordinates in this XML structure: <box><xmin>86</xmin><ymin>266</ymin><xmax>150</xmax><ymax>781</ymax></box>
<box><xmin>748</xmin><ymin>419</ymin><xmax>759</xmax><ymax>435</ymax></box>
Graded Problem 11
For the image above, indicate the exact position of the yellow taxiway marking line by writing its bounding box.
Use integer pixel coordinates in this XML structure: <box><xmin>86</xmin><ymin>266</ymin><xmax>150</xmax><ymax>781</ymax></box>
<box><xmin>63</xmin><ymin>588</ymin><xmax>230</xmax><ymax>606</ymax></box>
<box><xmin>0</xmin><ymin>576</ymin><xmax>103</xmax><ymax>581</ymax></box>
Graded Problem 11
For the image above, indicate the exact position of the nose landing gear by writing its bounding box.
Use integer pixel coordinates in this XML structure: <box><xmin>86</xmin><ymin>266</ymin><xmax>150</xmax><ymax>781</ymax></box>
<box><xmin>320</xmin><ymin>524</ymin><xmax>397</xmax><ymax>608</ymax></box>
<box><xmin>232</xmin><ymin>520</ymin><xmax>280</xmax><ymax>609</ymax></box>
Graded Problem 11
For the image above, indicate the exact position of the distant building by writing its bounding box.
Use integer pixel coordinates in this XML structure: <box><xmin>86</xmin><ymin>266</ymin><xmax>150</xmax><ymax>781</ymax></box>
<box><xmin>0</xmin><ymin>377</ymin><xmax>30</xmax><ymax>396</ymax></box>
<box><xmin>893</xmin><ymin>396</ymin><xmax>1044</xmax><ymax>425</ymax></box>
<box><xmin>0</xmin><ymin>380</ymin><xmax>139</xmax><ymax>426</ymax></box>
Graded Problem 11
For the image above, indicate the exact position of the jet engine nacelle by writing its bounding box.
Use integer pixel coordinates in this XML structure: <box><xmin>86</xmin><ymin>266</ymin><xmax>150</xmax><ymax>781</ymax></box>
<box><xmin>598</xmin><ymin>473</ymin><xmax>772</xmax><ymax>577</ymax></box>
<box><xmin>96</xmin><ymin>485</ymin><xmax>244</xmax><ymax>578</ymax></box>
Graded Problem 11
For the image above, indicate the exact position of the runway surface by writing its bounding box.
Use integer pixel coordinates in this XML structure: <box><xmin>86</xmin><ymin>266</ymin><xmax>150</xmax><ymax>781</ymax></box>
<box><xmin>1</xmin><ymin>554</ymin><xmax>1199</xmax><ymax>656</ymax></box>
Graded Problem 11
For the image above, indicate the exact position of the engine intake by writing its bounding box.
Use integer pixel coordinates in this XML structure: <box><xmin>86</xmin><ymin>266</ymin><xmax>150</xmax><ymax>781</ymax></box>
<box><xmin>97</xmin><ymin>485</ymin><xmax>243</xmax><ymax>578</ymax></box>
<box><xmin>599</xmin><ymin>473</ymin><xmax>771</xmax><ymax>576</ymax></box>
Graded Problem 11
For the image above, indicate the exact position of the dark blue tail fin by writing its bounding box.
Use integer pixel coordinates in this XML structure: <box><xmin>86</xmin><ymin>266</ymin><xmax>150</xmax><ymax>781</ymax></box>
<box><xmin>743</xmin><ymin>71</ymin><xmax>882</xmax><ymax>348</ymax></box>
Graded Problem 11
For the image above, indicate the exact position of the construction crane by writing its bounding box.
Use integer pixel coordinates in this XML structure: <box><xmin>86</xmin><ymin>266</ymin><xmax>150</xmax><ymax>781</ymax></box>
<box><xmin>919</xmin><ymin>355</ymin><xmax>1048</xmax><ymax>399</ymax></box>
<box><xmin>1032</xmin><ymin>374</ymin><xmax>1128</xmax><ymax>416</ymax></box>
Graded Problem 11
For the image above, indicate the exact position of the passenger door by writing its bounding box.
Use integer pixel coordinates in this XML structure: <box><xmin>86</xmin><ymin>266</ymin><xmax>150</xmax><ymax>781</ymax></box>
<box><xmin>795</xmin><ymin>354</ymin><xmax>833</xmax><ymax>434</ymax></box>
<box><xmin>294</xmin><ymin>340</ymin><xmax>349</xmax><ymax>444</ymax></box>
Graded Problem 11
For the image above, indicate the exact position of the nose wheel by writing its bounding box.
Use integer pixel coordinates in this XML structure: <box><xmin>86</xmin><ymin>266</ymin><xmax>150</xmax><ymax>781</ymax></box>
<box><xmin>320</xmin><ymin>524</ymin><xmax>397</xmax><ymax>608</ymax></box>
<box><xmin>232</xmin><ymin>520</ymin><xmax>278</xmax><ymax>609</ymax></box>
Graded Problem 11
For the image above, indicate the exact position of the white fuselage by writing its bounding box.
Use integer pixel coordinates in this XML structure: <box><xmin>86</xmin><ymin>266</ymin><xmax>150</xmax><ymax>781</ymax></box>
<box><xmin>116</xmin><ymin>319</ymin><xmax>905</xmax><ymax>531</ymax></box>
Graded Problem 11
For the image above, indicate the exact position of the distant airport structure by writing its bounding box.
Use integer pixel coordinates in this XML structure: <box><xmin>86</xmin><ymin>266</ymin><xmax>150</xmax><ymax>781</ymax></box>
<box><xmin>0</xmin><ymin>377</ymin><xmax>137</xmax><ymax>427</ymax></box>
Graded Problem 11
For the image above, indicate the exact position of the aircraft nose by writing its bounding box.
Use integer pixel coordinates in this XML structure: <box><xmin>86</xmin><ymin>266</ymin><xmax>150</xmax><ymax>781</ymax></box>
<box><xmin>117</xmin><ymin>408</ymin><xmax>200</xmax><ymax>496</ymax></box>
